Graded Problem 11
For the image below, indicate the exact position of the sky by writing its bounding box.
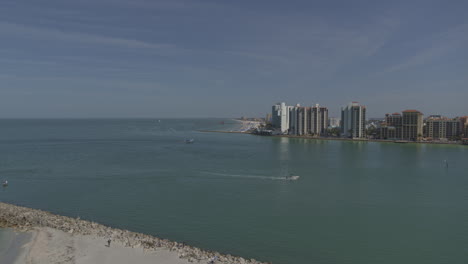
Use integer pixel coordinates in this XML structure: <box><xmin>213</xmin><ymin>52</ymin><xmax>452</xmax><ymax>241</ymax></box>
<box><xmin>0</xmin><ymin>0</ymin><xmax>467</xmax><ymax>118</ymax></box>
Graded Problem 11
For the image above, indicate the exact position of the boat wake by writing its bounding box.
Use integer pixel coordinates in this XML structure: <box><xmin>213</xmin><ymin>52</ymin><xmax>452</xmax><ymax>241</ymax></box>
<box><xmin>201</xmin><ymin>171</ymin><xmax>298</xmax><ymax>181</ymax></box>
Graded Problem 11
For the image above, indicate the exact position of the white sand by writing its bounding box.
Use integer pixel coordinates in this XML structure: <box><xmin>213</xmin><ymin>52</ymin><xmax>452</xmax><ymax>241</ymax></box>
<box><xmin>14</xmin><ymin>227</ymin><xmax>203</xmax><ymax>264</ymax></box>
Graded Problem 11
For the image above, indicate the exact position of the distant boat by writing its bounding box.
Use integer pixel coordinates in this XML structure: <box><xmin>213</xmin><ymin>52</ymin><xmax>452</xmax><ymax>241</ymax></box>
<box><xmin>185</xmin><ymin>138</ymin><xmax>195</xmax><ymax>144</ymax></box>
<box><xmin>2</xmin><ymin>180</ymin><xmax>8</xmax><ymax>187</ymax></box>
<box><xmin>394</xmin><ymin>140</ymin><xmax>409</xmax><ymax>144</ymax></box>
<box><xmin>285</xmin><ymin>174</ymin><xmax>300</xmax><ymax>181</ymax></box>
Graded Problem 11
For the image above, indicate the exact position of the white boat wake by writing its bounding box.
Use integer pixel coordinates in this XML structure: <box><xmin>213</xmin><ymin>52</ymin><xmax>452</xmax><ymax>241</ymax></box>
<box><xmin>201</xmin><ymin>171</ymin><xmax>299</xmax><ymax>181</ymax></box>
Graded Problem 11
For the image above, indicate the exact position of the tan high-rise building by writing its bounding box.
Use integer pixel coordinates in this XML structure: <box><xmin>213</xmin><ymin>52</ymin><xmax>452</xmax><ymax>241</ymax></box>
<box><xmin>459</xmin><ymin>116</ymin><xmax>468</xmax><ymax>137</ymax></box>
<box><xmin>402</xmin><ymin>110</ymin><xmax>423</xmax><ymax>140</ymax></box>
<box><xmin>309</xmin><ymin>104</ymin><xmax>329</xmax><ymax>136</ymax></box>
<box><xmin>380</xmin><ymin>113</ymin><xmax>403</xmax><ymax>139</ymax></box>
<box><xmin>426</xmin><ymin>116</ymin><xmax>462</xmax><ymax>139</ymax></box>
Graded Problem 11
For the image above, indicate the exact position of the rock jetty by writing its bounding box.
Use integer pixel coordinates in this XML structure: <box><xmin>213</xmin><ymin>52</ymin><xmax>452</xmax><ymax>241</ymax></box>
<box><xmin>0</xmin><ymin>202</ymin><xmax>270</xmax><ymax>264</ymax></box>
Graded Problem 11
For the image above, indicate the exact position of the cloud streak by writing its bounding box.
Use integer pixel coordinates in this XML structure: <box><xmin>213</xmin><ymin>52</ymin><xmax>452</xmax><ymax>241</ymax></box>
<box><xmin>383</xmin><ymin>23</ymin><xmax>468</xmax><ymax>73</ymax></box>
<box><xmin>0</xmin><ymin>22</ymin><xmax>174</xmax><ymax>50</ymax></box>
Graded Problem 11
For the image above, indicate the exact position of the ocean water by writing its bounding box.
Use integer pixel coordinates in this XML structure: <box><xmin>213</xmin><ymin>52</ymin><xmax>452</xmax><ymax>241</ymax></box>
<box><xmin>0</xmin><ymin>119</ymin><xmax>467</xmax><ymax>264</ymax></box>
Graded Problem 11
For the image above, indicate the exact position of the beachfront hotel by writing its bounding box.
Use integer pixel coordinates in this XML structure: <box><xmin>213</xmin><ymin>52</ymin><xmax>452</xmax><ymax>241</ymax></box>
<box><xmin>341</xmin><ymin>102</ymin><xmax>366</xmax><ymax>138</ymax></box>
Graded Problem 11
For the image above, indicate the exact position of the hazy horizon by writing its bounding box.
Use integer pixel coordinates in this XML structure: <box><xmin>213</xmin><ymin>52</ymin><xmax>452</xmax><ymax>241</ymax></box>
<box><xmin>1</xmin><ymin>0</ymin><xmax>467</xmax><ymax>118</ymax></box>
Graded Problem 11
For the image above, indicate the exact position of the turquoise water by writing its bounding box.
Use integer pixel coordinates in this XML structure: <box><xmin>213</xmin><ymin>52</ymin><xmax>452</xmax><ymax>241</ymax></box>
<box><xmin>1</xmin><ymin>119</ymin><xmax>467</xmax><ymax>264</ymax></box>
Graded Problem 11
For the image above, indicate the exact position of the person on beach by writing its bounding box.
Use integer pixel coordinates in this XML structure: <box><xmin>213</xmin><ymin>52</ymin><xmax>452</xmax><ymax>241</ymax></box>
<box><xmin>107</xmin><ymin>239</ymin><xmax>111</xmax><ymax>247</ymax></box>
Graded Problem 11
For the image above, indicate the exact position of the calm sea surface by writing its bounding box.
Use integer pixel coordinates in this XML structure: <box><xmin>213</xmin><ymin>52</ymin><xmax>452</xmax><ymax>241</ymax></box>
<box><xmin>1</xmin><ymin>119</ymin><xmax>467</xmax><ymax>264</ymax></box>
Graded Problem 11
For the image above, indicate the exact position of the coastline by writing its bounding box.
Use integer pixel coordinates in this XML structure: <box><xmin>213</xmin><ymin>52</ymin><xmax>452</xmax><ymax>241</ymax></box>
<box><xmin>202</xmin><ymin>119</ymin><xmax>260</xmax><ymax>133</ymax></box>
<box><xmin>0</xmin><ymin>202</ymin><xmax>269</xmax><ymax>264</ymax></box>
<box><xmin>199</xmin><ymin>130</ymin><xmax>466</xmax><ymax>146</ymax></box>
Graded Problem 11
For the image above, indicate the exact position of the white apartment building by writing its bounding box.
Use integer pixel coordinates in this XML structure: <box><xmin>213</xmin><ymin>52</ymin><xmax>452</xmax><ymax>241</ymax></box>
<box><xmin>341</xmin><ymin>102</ymin><xmax>366</xmax><ymax>138</ymax></box>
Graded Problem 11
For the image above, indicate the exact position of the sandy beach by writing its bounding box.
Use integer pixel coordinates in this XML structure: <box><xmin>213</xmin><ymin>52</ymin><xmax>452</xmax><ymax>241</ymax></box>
<box><xmin>0</xmin><ymin>202</ymin><xmax>268</xmax><ymax>264</ymax></box>
<box><xmin>1</xmin><ymin>227</ymin><xmax>194</xmax><ymax>264</ymax></box>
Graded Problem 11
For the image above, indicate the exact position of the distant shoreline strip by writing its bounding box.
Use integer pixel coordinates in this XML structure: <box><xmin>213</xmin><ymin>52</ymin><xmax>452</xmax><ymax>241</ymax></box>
<box><xmin>198</xmin><ymin>130</ymin><xmax>466</xmax><ymax>146</ymax></box>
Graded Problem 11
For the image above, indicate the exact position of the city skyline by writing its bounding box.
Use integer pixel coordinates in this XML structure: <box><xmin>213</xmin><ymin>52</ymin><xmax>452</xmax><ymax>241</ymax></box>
<box><xmin>270</xmin><ymin>101</ymin><xmax>467</xmax><ymax>140</ymax></box>
<box><xmin>1</xmin><ymin>0</ymin><xmax>467</xmax><ymax>118</ymax></box>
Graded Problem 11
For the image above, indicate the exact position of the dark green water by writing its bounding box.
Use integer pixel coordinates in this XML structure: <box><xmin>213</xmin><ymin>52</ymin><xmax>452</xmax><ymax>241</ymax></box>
<box><xmin>1</xmin><ymin>119</ymin><xmax>467</xmax><ymax>264</ymax></box>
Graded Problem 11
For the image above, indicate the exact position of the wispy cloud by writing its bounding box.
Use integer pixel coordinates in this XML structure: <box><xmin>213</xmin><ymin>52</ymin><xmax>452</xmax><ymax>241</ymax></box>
<box><xmin>0</xmin><ymin>22</ymin><xmax>174</xmax><ymax>50</ymax></box>
<box><xmin>383</xmin><ymin>23</ymin><xmax>468</xmax><ymax>73</ymax></box>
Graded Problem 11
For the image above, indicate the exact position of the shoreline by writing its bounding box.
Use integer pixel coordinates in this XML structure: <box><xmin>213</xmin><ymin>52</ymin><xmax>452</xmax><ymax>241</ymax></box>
<box><xmin>0</xmin><ymin>229</ymin><xmax>32</xmax><ymax>264</ymax></box>
<box><xmin>199</xmin><ymin>130</ymin><xmax>466</xmax><ymax>146</ymax></box>
<box><xmin>0</xmin><ymin>202</ymin><xmax>269</xmax><ymax>264</ymax></box>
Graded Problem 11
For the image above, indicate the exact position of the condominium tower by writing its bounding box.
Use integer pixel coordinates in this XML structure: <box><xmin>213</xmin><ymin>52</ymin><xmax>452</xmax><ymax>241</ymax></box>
<box><xmin>310</xmin><ymin>104</ymin><xmax>329</xmax><ymax>136</ymax></box>
<box><xmin>380</xmin><ymin>113</ymin><xmax>403</xmax><ymax>139</ymax></box>
<box><xmin>272</xmin><ymin>102</ymin><xmax>289</xmax><ymax>133</ymax></box>
<box><xmin>401</xmin><ymin>110</ymin><xmax>424</xmax><ymax>140</ymax></box>
<box><xmin>341</xmin><ymin>102</ymin><xmax>366</xmax><ymax>138</ymax></box>
<box><xmin>289</xmin><ymin>104</ymin><xmax>329</xmax><ymax>136</ymax></box>
<box><xmin>425</xmin><ymin>116</ymin><xmax>462</xmax><ymax>139</ymax></box>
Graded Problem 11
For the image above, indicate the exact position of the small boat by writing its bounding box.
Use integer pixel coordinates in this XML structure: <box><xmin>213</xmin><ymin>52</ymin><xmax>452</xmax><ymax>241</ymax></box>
<box><xmin>2</xmin><ymin>180</ymin><xmax>8</xmax><ymax>187</ymax></box>
<box><xmin>185</xmin><ymin>138</ymin><xmax>195</xmax><ymax>144</ymax></box>
<box><xmin>285</xmin><ymin>175</ymin><xmax>300</xmax><ymax>181</ymax></box>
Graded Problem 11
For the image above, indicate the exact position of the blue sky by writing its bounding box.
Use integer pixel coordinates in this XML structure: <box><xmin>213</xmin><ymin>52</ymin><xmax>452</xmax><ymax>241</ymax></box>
<box><xmin>0</xmin><ymin>0</ymin><xmax>467</xmax><ymax>118</ymax></box>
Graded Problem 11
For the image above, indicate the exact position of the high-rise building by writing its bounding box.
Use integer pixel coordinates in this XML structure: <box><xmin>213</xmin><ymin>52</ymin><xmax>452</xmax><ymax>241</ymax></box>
<box><xmin>272</xmin><ymin>102</ymin><xmax>289</xmax><ymax>133</ymax></box>
<box><xmin>341</xmin><ymin>102</ymin><xmax>366</xmax><ymax>138</ymax></box>
<box><xmin>289</xmin><ymin>105</ymin><xmax>308</xmax><ymax>135</ymax></box>
<box><xmin>310</xmin><ymin>104</ymin><xmax>329</xmax><ymax>136</ymax></box>
<box><xmin>426</xmin><ymin>116</ymin><xmax>462</xmax><ymax>139</ymax></box>
<box><xmin>402</xmin><ymin>110</ymin><xmax>423</xmax><ymax>140</ymax></box>
<box><xmin>380</xmin><ymin>113</ymin><xmax>403</xmax><ymax>139</ymax></box>
<box><xmin>459</xmin><ymin>116</ymin><xmax>468</xmax><ymax>137</ymax></box>
<box><xmin>446</xmin><ymin>118</ymin><xmax>462</xmax><ymax>139</ymax></box>
<box><xmin>287</xmin><ymin>104</ymin><xmax>329</xmax><ymax>136</ymax></box>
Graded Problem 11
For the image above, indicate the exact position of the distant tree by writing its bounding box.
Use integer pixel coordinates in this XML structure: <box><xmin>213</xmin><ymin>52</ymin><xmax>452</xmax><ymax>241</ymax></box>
<box><xmin>326</xmin><ymin>128</ymin><xmax>339</xmax><ymax>137</ymax></box>
<box><xmin>417</xmin><ymin>133</ymin><xmax>423</xmax><ymax>139</ymax></box>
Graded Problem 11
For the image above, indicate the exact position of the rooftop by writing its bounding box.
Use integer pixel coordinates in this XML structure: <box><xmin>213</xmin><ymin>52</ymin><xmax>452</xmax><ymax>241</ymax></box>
<box><xmin>402</xmin><ymin>109</ymin><xmax>422</xmax><ymax>113</ymax></box>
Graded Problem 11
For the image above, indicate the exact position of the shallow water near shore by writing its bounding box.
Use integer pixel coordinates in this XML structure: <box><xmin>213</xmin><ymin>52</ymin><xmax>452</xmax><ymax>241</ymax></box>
<box><xmin>1</xmin><ymin>119</ymin><xmax>468</xmax><ymax>264</ymax></box>
<box><xmin>0</xmin><ymin>228</ymin><xmax>31</xmax><ymax>264</ymax></box>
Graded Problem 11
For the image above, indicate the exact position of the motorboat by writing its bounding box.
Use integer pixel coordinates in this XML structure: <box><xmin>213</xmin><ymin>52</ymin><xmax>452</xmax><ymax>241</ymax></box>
<box><xmin>285</xmin><ymin>175</ymin><xmax>300</xmax><ymax>181</ymax></box>
<box><xmin>2</xmin><ymin>180</ymin><xmax>8</xmax><ymax>187</ymax></box>
<box><xmin>185</xmin><ymin>138</ymin><xmax>195</xmax><ymax>144</ymax></box>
